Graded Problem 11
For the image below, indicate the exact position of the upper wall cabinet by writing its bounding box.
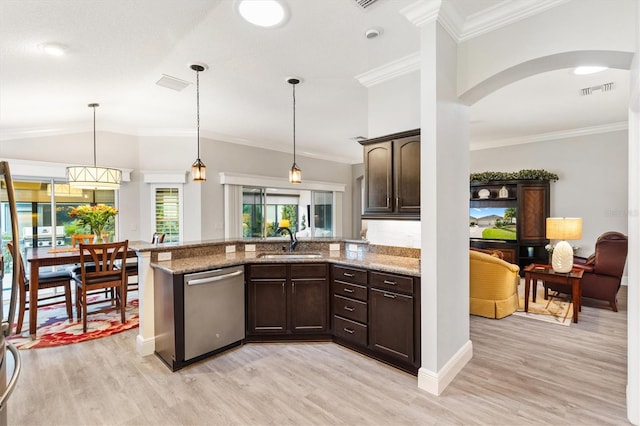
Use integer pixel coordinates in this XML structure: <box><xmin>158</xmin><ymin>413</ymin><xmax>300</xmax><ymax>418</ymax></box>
<box><xmin>360</xmin><ymin>129</ymin><xmax>420</xmax><ymax>220</ymax></box>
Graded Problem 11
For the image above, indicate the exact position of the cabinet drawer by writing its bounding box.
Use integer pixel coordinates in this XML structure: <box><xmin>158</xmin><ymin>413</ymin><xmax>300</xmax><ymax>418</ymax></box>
<box><xmin>334</xmin><ymin>315</ymin><xmax>367</xmax><ymax>347</ymax></box>
<box><xmin>249</xmin><ymin>264</ymin><xmax>287</xmax><ymax>279</ymax></box>
<box><xmin>331</xmin><ymin>280</ymin><xmax>367</xmax><ymax>301</ymax></box>
<box><xmin>369</xmin><ymin>271</ymin><xmax>413</xmax><ymax>294</ymax></box>
<box><xmin>332</xmin><ymin>294</ymin><xmax>367</xmax><ymax>323</ymax></box>
<box><xmin>332</xmin><ymin>265</ymin><xmax>367</xmax><ymax>285</ymax></box>
<box><xmin>291</xmin><ymin>263</ymin><xmax>326</xmax><ymax>279</ymax></box>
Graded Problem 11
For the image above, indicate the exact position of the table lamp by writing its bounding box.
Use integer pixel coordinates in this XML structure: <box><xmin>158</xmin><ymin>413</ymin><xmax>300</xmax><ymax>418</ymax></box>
<box><xmin>546</xmin><ymin>217</ymin><xmax>583</xmax><ymax>273</ymax></box>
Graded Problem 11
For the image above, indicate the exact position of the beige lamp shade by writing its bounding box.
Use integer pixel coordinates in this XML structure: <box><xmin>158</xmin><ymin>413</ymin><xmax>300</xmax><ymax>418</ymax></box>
<box><xmin>546</xmin><ymin>217</ymin><xmax>583</xmax><ymax>240</ymax></box>
<box><xmin>546</xmin><ymin>217</ymin><xmax>583</xmax><ymax>273</ymax></box>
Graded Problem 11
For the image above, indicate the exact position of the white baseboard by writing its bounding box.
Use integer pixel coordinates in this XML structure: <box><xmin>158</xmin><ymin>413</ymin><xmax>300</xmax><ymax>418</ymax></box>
<box><xmin>417</xmin><ymin>340</ymin><xmax>473</xmax><ymax>395</ymax></box>
<box><xmin>136</xmin><ymin>333</ymin><xmax>155</xmax><ymax>357</ymax></box>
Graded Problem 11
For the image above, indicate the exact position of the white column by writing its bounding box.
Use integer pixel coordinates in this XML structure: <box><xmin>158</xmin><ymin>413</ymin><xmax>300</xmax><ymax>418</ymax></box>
<box><xmin>135</xmin><ymin>251</ymin><xmax>156</xmax><ymax>356</ymax></box>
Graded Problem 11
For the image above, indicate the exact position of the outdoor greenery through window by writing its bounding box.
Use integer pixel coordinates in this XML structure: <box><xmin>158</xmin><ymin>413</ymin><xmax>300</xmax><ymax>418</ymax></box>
<box><xmin>1</xmin><ymin>179</ymin><xmax>115</xmax><ymax>283</ymax></box>
<box><xmin>154</xmin><ymin>187</ymin><xmax>180</xmax><ymax>243</ymax></box>
<box><xmin>242</xmin><ymin>186</ymin><xmax>334</xmax><ymax>239</ymax></box>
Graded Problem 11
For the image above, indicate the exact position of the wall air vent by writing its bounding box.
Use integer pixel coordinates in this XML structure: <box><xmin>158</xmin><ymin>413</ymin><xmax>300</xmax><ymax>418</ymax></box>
<box><xmin>580</xmin><ymin>82</ymin><xmax>615</xmax><ymax>96</ymax></box>
<box><xmin>354</xmin><ymin>0</ymin><xmax>379</xmax><ymax>9</ymax></box>
<box><xmin>156</xmin><ymin>74</ymin><xmax>191</xmax><ymax>91</ymax></box>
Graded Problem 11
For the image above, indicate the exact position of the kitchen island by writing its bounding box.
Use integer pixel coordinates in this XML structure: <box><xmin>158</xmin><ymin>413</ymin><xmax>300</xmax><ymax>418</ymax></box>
<box><xmin>130</xmin><ymin>238</ymin><xmax>420</xmax><ymax>373</ymax></box>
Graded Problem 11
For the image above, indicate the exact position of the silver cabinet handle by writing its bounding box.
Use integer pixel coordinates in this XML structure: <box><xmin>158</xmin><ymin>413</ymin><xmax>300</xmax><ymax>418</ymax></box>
<box><xmin>344</xmin><ymin>306</ymin><xmax>355</xmax><ymax>312</ymax></box>
<box><xmin>343</xmin><ymin>272</ymin><xmax>354</xmax><ymax>277</ymax></box>
<box><xmin>383</xmin><ymin>293</ymin><xmax>397</xmax><ymax>299</ymax></box>
<box><xmin>343</xmin><ymin>288</ymin><xmax>354</xmax><ymax>293</ymax></box>
<box><xmin>383</xmin><ymin>280</ymin><xmax>396</xmax><ymax>285</ymax></box>
<box><xmin>343</xmin><ymin>328</ymin><xmax>355</xmax><ymax>334</ymax></box>
<box><xmin>292</xmin><ymin>282</ymin><xmax>295</xmax><ymax>293</ymax></box>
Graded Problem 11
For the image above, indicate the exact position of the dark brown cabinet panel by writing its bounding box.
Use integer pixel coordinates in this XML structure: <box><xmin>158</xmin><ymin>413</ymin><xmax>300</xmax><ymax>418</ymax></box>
<box><xmin>247</xmin><ymin>263</ymin><xmax>328</xmax><ymax>338</ymax></box>
<box><xmin>249</xmin><ymin>279</ymin><xmax>287</xmax><ymax>334</ymax></box>
<box><xmin>394</xmin><ymin>137</ymin><xmax>420</xmax><ymax>214</ymax></box>
<box><xmin>518</xmin><ymin>183</ymin><xmax>549</xmax><ymax>242</ymax></box>
<box><xmin>290</xmin><ymin>278</ymin><xmax>328</xmax><ymax>333</ymax></box>
<box><xmin>369</xmin><ymin>288</ymin><xmax>414</xmax><ymax>365</ymax></box>
<box><xmin>360</xmin><ymin>129</ymin><xmax>420</xmax><ymax>219</ymax></box>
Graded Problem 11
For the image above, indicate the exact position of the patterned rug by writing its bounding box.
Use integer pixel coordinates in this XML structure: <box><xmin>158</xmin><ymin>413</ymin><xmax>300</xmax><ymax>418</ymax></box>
<box><xmin>8</xmin><ymin>297</ymin><xmax>139</xmax><ymax>349</ymax></box>
<box><xmin>513</xmin><ymin>283</ymin><xmax>573</xmax><ymax>326</ymax></box>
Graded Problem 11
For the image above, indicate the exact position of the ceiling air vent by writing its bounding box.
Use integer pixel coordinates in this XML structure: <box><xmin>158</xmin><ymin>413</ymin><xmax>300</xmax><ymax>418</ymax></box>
<box><xmin>580</xmin><ymin>82</ymin><xmax>615</xmax><ymax>96</ymax></box>
<box><xmin>354</xmin><ymin>0</ymin><xmax>379</xmax><ymax>9</ymax></box>
<box><xmin>156</xmin><ymin>74</ymin><xmax>191</xmax><ymax>91</ymax></box>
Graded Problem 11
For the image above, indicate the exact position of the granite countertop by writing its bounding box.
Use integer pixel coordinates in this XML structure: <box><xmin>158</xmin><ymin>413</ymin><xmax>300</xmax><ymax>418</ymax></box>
<box><xmin>150</xmin><ymin>250</ymin><xmax>420</xmax><ymax>278</ymax></box>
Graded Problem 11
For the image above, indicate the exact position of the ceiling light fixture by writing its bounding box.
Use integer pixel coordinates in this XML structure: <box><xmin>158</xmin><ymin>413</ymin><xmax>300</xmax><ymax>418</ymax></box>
<box><xmin>236</xmin><ymin>0</ymin><xmax>288</xmax><ymax>28</ymax></box>
<box><xmin>573</xmin><ymin>65</ymin><xmax>608</xmax><ymax>75</ymax></box>
<box><xmin>66</xmin><ymin>103</ymin><xmax>122</xmax><ymax>190</ymax></box>
<box><xmin>41</xmin><ymin>42</ymin><xmax>67</xmax><ymax>56</ymax></box>
<box><xmin>190</xmin><ymin>63</ymin><xmax>208</xmax><ymax>182</ymax></box>
<box><xmin>287</xmin><ymin>77</ymin><xmax>302</xmax><ymax>184</ymax></box>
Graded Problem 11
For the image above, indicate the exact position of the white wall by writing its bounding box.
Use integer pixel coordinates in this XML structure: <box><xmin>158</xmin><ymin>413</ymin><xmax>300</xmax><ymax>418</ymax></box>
<box><xmin>470</xmin><ymin>130</ymin><xmax>628</xmax><ymax>257</ymax></box>
<box><xmin>368</xmin><ymin>71</ymin><xmax>420</xmax><ymax>138</ymax></box>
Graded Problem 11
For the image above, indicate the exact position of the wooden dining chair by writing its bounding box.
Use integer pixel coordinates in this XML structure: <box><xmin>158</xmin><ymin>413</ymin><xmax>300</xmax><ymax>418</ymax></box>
<box><xmin>73</xmin><ymin>240</ymin><xmax>128</xmax><ymax>332</ymax></box>
<box><xmin>7</xmin><ymin>241</ymin><xmax>73</xmax><ymax>333</ymax></box>
<box><xmin>122</xmin><ymin>233</ymin><xmax>164</xmax><ymax>294</ymax></box>
<box><xmin>71</xmin><ymin>233</ymin><xmax>110</xmax><ymax>247</ymax></box>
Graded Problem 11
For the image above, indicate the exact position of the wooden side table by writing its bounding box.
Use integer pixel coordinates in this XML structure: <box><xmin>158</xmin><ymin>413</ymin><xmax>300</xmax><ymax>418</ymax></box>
<box><xmin>523</xmin><ymin>264</ymin><xmax>584</xmax><ymax>323</ymax></box>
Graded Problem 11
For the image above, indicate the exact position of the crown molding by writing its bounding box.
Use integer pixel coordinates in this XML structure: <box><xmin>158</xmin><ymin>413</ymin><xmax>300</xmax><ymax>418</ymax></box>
<box><xmin>459</xmin><ymin>0</ymin><xmax>571</xmax><ymax>42</ymax></box>
<box><xmin>354</xmin><ymin>52</ymin><xmax>420</xmax><ymax>88</ymax></box>
<box><xmin>401</xmin><ymin>0</ymin><xmax>569</xmax><ymax>43</ymax></box>
<box><xmin>470</xmin><ymin>122</ymin><xmax>628</xmax><ymax>151</ymax></box>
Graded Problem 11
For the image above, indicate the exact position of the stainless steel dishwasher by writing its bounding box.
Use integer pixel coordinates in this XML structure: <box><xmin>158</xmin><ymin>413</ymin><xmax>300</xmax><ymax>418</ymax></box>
<box><xmin>183</xmin><ymin>265</ymin><xmax>245</xmax><ymax>361</ymax></box>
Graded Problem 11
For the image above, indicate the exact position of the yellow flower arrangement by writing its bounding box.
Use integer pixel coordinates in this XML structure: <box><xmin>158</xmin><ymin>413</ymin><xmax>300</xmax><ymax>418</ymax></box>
<box><xmin>68</xmin><ymin>204</ymin><xmax>118</xmax><ymax>241</ymax></box>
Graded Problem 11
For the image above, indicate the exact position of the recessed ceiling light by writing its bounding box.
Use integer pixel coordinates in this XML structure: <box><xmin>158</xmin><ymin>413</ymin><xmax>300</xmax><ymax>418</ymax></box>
<box><xmin>573</xmin><ymin>66</ymin><xmax>608</xmax><ymax>75</ymax></box>
<box><xmin>41</xmin><ymin>43</ymin><xmax>67</xmax><ymax>56</ymax></box>
<box><xmin>235</xmin><ymin>0</ymin><xmax>289</xmax><ymax>28</ymax></box>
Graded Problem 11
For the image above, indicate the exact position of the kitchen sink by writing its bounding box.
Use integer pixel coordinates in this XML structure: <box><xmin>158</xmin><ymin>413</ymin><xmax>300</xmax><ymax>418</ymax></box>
<box><xmin>257</xmin><ymin>252</ymin><xmax>324</xmax><ymax>259</ymax></box>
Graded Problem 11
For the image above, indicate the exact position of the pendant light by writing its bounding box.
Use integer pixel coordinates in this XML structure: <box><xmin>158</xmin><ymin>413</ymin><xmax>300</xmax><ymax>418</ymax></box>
<box><xmin>66</xmin><ymin>103</ymin><xmax>122</xmax><ymax>189</ymax></box>
<box><xmin>288</xmin><ymin>77</ymin><xmax>302</xmax><ymax>184</ymax></box>
<box><xmin>190</xmin><ymin>63</ymin><xmax>208</xmax><ymax>182</ymax></box>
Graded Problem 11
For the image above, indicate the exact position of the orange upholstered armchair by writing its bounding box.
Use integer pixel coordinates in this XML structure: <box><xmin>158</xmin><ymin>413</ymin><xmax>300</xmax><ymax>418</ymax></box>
<box><xmin>469</xmin><ymin>250</ymin><xmax>520</xmax><ymax>319</ymax></box>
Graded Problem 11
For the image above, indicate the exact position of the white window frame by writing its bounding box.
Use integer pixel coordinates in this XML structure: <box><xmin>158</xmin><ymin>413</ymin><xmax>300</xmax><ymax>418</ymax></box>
<box><xmin>150</xmin><ymin>184</ymin><xmax>184</xmax><ymax>243</ymax></box>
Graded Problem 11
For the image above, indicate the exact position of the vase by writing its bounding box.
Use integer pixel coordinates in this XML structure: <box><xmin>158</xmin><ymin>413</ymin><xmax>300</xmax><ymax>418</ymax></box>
<box><xmin>94</xmin><ymin>230</ymin><xmax>105</xmax><ymax>244</ymax></box>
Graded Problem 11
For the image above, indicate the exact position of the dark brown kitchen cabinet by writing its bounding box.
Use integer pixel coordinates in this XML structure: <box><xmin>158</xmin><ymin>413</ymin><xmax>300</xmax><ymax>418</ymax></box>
<box><xmin>369</xmin><ymin>288</ymin><xmax>414</xmax><ymax>365</ymax></box>
<box><xmin>360</xmin><ymin>129</ymin><xmax>420</xmax><ymax>219</ymax></box>
<box><xmin>247</xmin><ymin>263</ymin><xmax>329</xmax><ymax>339</ymax></box>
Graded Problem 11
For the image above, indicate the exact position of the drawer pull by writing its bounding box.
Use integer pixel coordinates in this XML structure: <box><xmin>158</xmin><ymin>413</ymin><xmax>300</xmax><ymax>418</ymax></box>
<box><xmin>383</xmin><ymin>280</ymin><xmax>397</xmax><ymax>285</ymax></box>
<box><xmin>343</xmin><ymin>328</ymin><xmax>355</xmax><ymax>334</ymax></box>
<box><xmin>344</xmin><ymin>306</ymin><xmax>355</xmax><ymax>312</ymax></box>
<box><xmin>383</xmin><ymin>293</ymin><xmax>397</xmax><ymax>299</ymax></box>
<box><xmin>343</xmin><ymin>288</ymin><xmax>355</xmax><ymax>293</ymax></box>
<box><xmin>343</xmin><ymin>272</ymin><xmax>354</xmax><ymax>278</ymax></box>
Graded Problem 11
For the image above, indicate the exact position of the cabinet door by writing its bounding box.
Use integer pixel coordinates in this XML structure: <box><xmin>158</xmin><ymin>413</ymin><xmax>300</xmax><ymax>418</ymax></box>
<box><xmin>363</xmin><ymin>141</ymin><xmax>393</xmax><ymax>214</ymax></box>
<box><xmin>248</xmin><ymin>279</ymin><xmax>287</xmax><ymax>334</ymax></box>
<box><xmin>369</xmin><ymin>288</ymin><xmax>414</xmax><ymax>364</ymax></box>
<box><xmin>394</xmin><ymin>137</ymin><xmax>420</xmax><ymax>214</ymax></box>
<box><xmin>290</xmin><ymin>278</ymin><xmax>328</xmax><ymax>333</ymax></box>
<box><xmin>518</xmin><ymin>183</ymin><xmax>550</xmax><ymax>242</ymax></box>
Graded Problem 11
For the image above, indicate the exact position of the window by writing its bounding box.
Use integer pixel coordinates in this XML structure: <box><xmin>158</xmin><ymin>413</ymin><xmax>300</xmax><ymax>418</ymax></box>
<box><xmin>152</xmin><ymin>186</ymin><xmax>182</xmax><ymax>243</ymax></box>
<box><xmin>241</xmin><ymin>186</ymin><xmax>332</xmax><ymax>239</ymax></box>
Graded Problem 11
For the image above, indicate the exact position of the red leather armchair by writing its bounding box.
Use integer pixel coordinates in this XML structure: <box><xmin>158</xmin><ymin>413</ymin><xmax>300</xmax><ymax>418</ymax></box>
<box><xmin>545</xmin><ymin>231</ymin><xmax>628</xmax><ymax>311</ymax></box>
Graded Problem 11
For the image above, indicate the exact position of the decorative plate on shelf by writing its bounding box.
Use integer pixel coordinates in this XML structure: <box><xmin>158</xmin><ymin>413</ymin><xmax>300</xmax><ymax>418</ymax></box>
<box><xmin>478</xmin><ymin>188</ymin><xmax>490</xmax><ymax>199</ymax></box>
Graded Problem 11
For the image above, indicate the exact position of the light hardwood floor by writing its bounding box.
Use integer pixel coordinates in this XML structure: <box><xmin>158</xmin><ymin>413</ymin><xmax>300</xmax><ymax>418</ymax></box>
<box><xmin>8</xmin><ymin>286</ymin><xmax>629</xmax><ymax>425</ymax></box>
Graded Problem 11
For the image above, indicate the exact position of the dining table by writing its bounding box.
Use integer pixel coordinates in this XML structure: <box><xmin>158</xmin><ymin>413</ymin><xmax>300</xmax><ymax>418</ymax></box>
<box><xmin>25</xmin><ymin>245</ymin><xmax>137</xmax><ymax>338</ymax></box>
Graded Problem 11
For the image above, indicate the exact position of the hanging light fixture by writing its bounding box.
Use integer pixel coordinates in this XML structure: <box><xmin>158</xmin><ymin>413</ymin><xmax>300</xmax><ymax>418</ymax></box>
<box><xmin>288</xmin><ymin>77</ymin><xmax>302</xmax><ymax>184</ymax></box>
<box><xmin>66</xmin><ymin>103</ymin><xmax>122</xmax><ymax>190</ymax></box>
<box><xmin>190</xmin><ymin>63</ymin><xmax>208</xmax><ymax>182</ymax></box>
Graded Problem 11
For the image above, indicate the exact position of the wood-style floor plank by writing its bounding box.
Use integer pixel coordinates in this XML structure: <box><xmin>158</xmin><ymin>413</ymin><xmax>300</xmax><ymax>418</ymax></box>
<box><xmin>7</xmin><ymin>286</ymin><xmax>630</xmax><ymax>425</ymax></box>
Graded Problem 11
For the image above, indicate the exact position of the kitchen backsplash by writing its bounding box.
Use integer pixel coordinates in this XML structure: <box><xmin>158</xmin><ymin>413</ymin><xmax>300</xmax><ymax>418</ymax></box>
<box><xmin>362</xmin><ymin>220</ymin><xmax>421</xmax><ymax>249</ymax></box>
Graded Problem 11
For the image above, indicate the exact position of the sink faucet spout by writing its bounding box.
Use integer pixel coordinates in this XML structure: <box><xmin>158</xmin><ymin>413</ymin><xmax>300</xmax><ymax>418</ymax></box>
<box><xmin>277</xmin><ymin>227</ymin><xmax>298</xmax><ymax>252</ymax></box>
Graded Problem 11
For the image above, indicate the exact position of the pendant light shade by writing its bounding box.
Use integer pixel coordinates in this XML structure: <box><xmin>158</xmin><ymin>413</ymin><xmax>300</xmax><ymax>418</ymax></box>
<box><xmin>190</xmin><ymin>63</ymin><xmax>207</xmax><ymax>182</ymax></box>
<box><xmin>288</xmin><ymin>77</ymin><xmax>302</xmax><ymax>184</ymax></box>
<box><xmin>66</xmin><ymin>103</ymin><xmax>122</xmax><ymax>190</ymax></box>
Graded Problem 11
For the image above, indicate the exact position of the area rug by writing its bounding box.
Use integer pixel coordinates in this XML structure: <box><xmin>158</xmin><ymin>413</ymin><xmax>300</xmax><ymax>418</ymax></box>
<box><xmin>512</xmin><ymin>284</ymin><xmax>573</xmax><ymax>326</ymax></box>
<box><xmin>8</xmin><ymin>298</ymin><xmax>139</xmax><ymax>349</ymax></box>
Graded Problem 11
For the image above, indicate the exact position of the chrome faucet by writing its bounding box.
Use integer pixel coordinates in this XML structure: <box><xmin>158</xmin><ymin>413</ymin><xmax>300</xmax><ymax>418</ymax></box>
<box><xmin>277</xmin><ymin>227</ymin><xmax>298</xmax><ymax>252</ymax></box>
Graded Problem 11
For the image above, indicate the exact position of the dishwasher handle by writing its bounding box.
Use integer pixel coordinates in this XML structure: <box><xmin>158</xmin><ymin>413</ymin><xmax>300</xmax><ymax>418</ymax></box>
<box><xmin>186</xmin><ymin>270</ymin><xmax>243</xmax><ymax>286</ymax></box>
